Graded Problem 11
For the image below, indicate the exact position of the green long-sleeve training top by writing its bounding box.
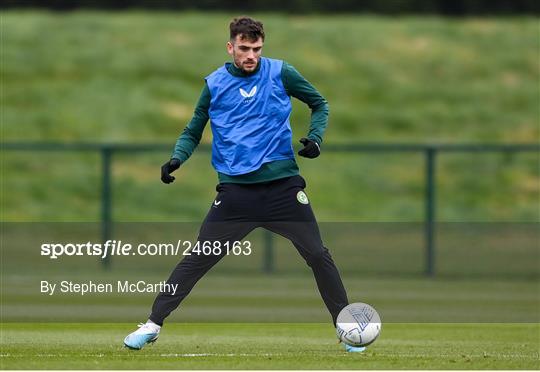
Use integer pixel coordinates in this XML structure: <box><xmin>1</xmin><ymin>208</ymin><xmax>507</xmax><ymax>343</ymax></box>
<box><xmin>171</xmin><ymin>60</ymin><xmax>329</xmax><ymax>184</ymax></box>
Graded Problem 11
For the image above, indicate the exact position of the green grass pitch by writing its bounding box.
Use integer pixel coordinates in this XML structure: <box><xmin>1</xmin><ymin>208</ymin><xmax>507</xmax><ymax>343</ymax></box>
<box><xmin>1</xmin><ymin>323</ymin><xmax>538</xmax><ymax>369</ymax></box>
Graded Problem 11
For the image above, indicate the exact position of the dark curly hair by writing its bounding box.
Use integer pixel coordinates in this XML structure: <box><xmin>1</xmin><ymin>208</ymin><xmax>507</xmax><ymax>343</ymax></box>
<box><xmin>229</xmin><ymin>16</ymin><xmax>265</xmax><ymax>42</ymax></box>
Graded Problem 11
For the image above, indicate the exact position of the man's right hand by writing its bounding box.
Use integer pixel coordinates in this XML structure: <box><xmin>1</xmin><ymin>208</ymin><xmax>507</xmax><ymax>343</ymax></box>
<box><xmin>161</xmin><ymin>158</ymin><xmax>182</xmax><ymax>184</ymax></box>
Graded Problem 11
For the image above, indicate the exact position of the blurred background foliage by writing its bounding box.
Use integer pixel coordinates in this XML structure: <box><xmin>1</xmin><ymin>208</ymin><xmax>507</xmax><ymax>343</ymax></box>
<box><xmin>2</xmin><ymin>0</ymin><xmax>539</xmax><ymax>14</ymax></box>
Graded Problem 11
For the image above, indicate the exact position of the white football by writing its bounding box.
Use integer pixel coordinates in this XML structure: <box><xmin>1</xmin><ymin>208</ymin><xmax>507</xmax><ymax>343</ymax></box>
<box><xmin>336</xmin><ymin>302</ymin><xmax>382</xmax><ymax>347</ymax></box>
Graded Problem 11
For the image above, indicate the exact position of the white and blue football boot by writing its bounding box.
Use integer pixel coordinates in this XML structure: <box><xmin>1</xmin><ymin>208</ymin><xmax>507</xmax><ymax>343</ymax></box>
<box><xmin>344</xmin><ymin>344</ymin><xmax>366</xmax><ymax>353</ymax></box>
<box><xmin>124</xmin><ymin>322</ymin><xmax>160</xmax><ymax>350</ymax></box>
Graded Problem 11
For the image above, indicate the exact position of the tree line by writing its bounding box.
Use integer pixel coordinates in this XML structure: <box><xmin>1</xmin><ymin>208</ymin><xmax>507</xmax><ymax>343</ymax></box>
<box><xmin>2</xmin><ymin>0</ymin><xmax>539</xmax><ymax>15</ymax></box>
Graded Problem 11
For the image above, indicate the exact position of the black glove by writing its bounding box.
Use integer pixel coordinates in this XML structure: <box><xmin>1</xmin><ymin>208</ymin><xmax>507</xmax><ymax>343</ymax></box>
<box><xmin>298</xmin><ymin>137</ymin><xmax>320</xmax><ymax>159</ymax></box>
<box><xmin>161</xmin><ymin>158</ymin><xmax>181</xmax><ymax>184</ymax></box>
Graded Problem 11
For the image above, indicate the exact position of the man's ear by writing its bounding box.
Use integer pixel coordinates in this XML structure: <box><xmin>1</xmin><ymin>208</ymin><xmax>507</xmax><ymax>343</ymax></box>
<box><xmin>226</xmin><ymin>41</ymin><xmax>234</xmax><ymax>56</ymax></box>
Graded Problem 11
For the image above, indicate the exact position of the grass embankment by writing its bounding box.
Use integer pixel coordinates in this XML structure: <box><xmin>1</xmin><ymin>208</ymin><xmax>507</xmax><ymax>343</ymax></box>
<box><xmin>2</xmin><ymin>12</ymin><xmax>538</xmax><ymax>222</ymax></box>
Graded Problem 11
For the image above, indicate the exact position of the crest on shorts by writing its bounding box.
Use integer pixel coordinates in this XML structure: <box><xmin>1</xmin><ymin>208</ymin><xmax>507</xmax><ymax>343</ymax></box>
<box><xmin>296</xmin><ymin>191</ymin><xmax>309</xmax><ymax>205</ymax></box>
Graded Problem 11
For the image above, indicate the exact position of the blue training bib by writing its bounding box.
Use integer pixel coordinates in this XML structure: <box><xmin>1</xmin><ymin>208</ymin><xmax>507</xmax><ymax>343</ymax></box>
<box><xmin>205</xmin><ymin>57</ymin><xmax>294</xmax><ymax>176</ymax></box>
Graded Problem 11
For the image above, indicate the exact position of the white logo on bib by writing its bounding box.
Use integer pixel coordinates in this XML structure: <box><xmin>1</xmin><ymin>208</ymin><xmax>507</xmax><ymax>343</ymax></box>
<box><xmin>239</xmin><ymin>85</ymin><xmax>257</xmax><ymax>98</ymax></box>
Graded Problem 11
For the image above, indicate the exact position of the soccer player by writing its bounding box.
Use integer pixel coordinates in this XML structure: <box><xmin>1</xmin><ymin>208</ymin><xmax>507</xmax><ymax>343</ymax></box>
<box><xmin>124</xmin><ymin>16</ymin><xmax>364</xmax><ymax>352</ymax></box>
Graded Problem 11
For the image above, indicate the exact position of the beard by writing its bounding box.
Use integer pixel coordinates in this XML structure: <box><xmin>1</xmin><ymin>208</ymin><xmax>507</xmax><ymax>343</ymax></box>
<box><xmin>233</xmin><ymin>55</ymin><xmax>258</xmax><ymax>73</ymax></box>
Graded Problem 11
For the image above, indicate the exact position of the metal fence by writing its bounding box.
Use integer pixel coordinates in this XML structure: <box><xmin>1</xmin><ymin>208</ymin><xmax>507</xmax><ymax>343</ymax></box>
<box><xmin>3</xmin><ymin>141</ymin><xmax>539</xmax><ymax>276</ymax></box>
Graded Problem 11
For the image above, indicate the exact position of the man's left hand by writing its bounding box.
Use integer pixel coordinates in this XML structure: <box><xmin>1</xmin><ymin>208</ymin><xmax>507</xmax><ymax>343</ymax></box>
<box><xmin>298</xmin><ymin>137</ymin><xmax>320</xmax><ymax>159</ymax></box>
